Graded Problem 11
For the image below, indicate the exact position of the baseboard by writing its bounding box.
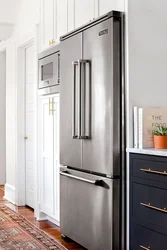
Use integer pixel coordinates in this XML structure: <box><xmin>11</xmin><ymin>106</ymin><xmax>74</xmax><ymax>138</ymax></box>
<box><xmin>47</xmin><ymin>215</ymin><xmax>60</xmax><ymax>227</ymax></box>
<box><xmin>4</xmin><ymin>183</ymin><xmax>15</xmax><ymax>204</ymax></box>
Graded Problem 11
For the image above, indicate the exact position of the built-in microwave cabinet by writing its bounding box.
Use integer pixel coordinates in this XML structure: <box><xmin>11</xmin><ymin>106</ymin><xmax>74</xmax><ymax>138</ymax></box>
<box><xmin>39</xmin><ymin>51</ymin><xmax>60</xmax><ymax>89</ymax></box>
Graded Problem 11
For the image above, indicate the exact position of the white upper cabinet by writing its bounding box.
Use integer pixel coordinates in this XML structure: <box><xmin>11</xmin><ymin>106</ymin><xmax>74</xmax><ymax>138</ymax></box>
<box><xmin>39</xmin><ymin>0</ymin><xmax>125</xmax><ymax>51</ymax></box>
<box><xmin>40</xmin><ymin>0</ymin><xmax>55</xmax><ymax>50</ymax></box>
<box><xmin>74</xmin><ymin>0</ymin><xmax>95</xmax><ymax>28</ymax></box>
<box><xmin>99</xmin><ymin>0</ymin><xmax>124</xmax><ymax>15</ymax></box>
<box><xmin>55</xmin><ymin>0</ymin><xmax>68</xmax><ymax>40</ymax></box>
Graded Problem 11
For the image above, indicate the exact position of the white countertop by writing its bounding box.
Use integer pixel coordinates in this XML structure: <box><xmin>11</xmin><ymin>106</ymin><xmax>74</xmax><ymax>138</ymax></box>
<box><xmin>127</xmin><ymin>148</ymin><xmax>167</xmax><ymax>157</ymax></box>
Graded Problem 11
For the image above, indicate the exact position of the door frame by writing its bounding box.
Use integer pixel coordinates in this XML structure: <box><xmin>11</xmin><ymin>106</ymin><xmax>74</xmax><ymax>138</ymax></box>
<box><xmin>15</xmin><ymin>27</ymin><xmax>38</xmax><ymax>215</ymax></box>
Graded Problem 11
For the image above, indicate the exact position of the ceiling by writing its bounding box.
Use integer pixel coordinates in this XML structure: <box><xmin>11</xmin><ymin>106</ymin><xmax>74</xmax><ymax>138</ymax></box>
<box><xmin>0</xmin><ymin>0</ymin><xmax>22</xmax><ymax>40</ymax></box>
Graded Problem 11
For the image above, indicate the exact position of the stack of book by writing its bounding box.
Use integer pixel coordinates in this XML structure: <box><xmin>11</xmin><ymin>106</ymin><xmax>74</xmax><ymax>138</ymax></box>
<box><xmin>133</xmin><ymin>107</ymin><xmax>167</xmax><ymax>148</ymax></box>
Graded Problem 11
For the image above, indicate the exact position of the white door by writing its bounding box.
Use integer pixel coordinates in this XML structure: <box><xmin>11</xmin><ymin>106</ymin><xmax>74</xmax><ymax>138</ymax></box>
<box><xmin>25</xmin><ymin>45</ymin><xmax>36</xmax><ymax>209</ymax></box>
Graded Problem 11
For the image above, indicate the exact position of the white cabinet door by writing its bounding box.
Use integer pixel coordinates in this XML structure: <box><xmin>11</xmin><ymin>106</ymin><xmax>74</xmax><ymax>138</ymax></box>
<box><xmin>67</xmin><ymin>0</ymin><xmax>75</xmax><ymax>32</ymax></box>
<box><xmin>74</xmin><ymin>0</ymin><xmax>95</xmax><ymax>28</ymax></box>
<box><xmin>40</xmin><ymin>0</ymin><xmax>54</xmax><ymax>50</ymax></box>
<box><xmin>39</xmin><ymin>94</ymin><xmax>60</xmax><ymax>222</ymax></box>
<box><xmin>53</xmin><ymin>94</ymin><xmax>60</xmax><ymax>222</ymax></box>
<box><xmin>39</xmin><ymin>96</ymin><xmax>54</xmax><ymax>216</ymax></box>
<box><xmin>55</xmin><ymin>0</ymin><xmax>68</xmax><ymax>40</ymax></box>
<box><xmin>98</xmin><ymin>0</ymin><xmax>124</xmax><ymax>15</ymax></box>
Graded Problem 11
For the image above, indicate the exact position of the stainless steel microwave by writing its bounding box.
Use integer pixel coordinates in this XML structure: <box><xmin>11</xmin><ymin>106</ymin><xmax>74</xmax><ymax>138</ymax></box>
<box><xmin>38</xmin><ymin>44</ymin><xmax>60</xmax><ymax>89</ymax></box>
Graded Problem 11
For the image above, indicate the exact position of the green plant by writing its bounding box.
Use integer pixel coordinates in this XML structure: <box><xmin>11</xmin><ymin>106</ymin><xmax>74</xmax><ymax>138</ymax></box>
<box><xmin>153</xmin><ymin>126</ymin><xmax>167</xmax><ymax>136</ymax></box>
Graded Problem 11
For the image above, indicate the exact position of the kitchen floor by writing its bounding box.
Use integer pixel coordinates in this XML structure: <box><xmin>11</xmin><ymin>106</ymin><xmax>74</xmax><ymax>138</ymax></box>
<box><xmin>0</xmin><ymin>187</ymin><xmax>85</xmax><ymax>250</ymax></box>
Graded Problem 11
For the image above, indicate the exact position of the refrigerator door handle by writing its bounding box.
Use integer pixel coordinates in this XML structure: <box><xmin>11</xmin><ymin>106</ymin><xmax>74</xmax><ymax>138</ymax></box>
<box><xmin>72</xmin><ymin>61</ymin><xmax>78</xmax><ymax>139</ymax></box>
<box><xmin>60</xmin><ymin>171</ymin><xmax>103</xmax><ymax>186</ymax></box>
<box><xmin>78</xmin><ymin>60</ymin><xmax>82</xmax><ymax>139</ymax></box>
<box><xmin>79</xmin><ymin>59</ymin><xmax>91</xmax><ymax>140</ymax></box>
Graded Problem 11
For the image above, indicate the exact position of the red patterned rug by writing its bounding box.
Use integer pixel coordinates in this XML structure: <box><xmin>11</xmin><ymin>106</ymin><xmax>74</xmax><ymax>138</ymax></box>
<box><xmin>0</xmin><ymin>205</ymin><xmax>67</xmax><ymax>249</ymax></box>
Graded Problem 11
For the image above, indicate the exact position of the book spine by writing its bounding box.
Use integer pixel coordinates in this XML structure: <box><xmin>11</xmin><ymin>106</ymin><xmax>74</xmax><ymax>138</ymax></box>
<box><xmin>138</xmin><ymin>108</ymin><xmax>143</xmax><ymax>148</ymax></box>
<box><xmin>133</xmin><ymin>107</ymin><xmax>138</xmax><ymax>148</ymax></box>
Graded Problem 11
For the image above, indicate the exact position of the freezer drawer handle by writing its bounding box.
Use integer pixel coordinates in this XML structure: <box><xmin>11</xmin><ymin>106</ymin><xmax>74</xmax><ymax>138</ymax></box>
<box><xmin>60</xmin><ymin>171</ymin><xmax>103</xmax><ymax>186</ymax></box>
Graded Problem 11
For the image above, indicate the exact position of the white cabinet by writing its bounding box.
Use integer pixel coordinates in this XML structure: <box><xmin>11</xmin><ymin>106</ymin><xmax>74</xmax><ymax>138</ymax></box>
<box><xmin>40</xmin><ymin>0</ymin><xmax>55</xmax><ymax>50</ymax></box>
<box><xmin>74</xmin><ymin>0</ymin><xmax>95</xmax><ymax>28</ymax></box>
<box><xmin>56</xmin><ymin>0</ymin><xmax>68</xmax><ymax>39</ymax></box>
<box><xmin>38</xmin><ymin>94</ymin><xmax>60</xmax><ymax>223</ymax></box>
<box><xmin>98</xmin><ymin>0</ymin><xmax>124</xmax><ymax>15</ymax></box>
<box><xmin>39</xmin><ymin>0</ymin><xmax>125</xmax><ymax>51</ymax></box>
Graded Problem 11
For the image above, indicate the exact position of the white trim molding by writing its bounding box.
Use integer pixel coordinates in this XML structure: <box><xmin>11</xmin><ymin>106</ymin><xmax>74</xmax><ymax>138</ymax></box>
<box><xmin>15</xmin><ymin>26</ymin><xmax>38</xmax><ymax>217</ymax></box>
<box><xmin>4</xmin><ymin>183</ymin><xmax>15</xmax><ymax>204</ymax></box>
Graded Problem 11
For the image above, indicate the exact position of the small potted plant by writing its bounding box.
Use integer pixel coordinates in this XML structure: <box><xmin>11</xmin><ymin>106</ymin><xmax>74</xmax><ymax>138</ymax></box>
<box><xmin>153</xmin><ymin>126</ymin><xmax>167</xmax><ymax>149</ymax></box>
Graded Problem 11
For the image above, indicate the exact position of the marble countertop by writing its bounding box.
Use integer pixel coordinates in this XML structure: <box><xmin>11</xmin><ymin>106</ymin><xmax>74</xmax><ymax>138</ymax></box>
<box><xmin>127</xmin><ymin>148</ymin><xmax>167</xmax><ymax>157</ymax></box>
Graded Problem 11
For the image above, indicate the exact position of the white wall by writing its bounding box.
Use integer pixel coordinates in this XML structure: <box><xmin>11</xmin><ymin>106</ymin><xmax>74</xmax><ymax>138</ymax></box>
<box><xmin>4</xmin><ymin>0</ymin><xmax>40</xmax><ymax>203</ymax></box>
<box><xmin>0</xmin><ymin>51</ymin><xmax>6</xmax><ymax>185</ymax></box>
<box><xmin>12</xmin><ymin>0</ymin><xmax>40</xmax><ymax>39</ymax></box>
<box><xmin>0</xmin><ymin>0</ymin><xmax>22</xmax><ymax>24</ymax></box>
<box><xmin>5</xmin><ymin>38</ymin><xmax>16</xmax><ymax>203</ymax></box>
<box><xmin>127</xmin><ymin>0</ymin><xmax>167</xmax><ymax>148</ymax></box>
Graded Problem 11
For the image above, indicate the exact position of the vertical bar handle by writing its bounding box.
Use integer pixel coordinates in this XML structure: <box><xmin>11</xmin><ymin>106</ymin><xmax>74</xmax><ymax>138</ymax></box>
<box><xmin>58</xmin><ymin>53</ymin><xmax>60</xmax><ymax>84</ymax></box>
<box><xmin>85</xmin><ymin>60</ymin><xmax>91</xmax><ymax>139</ymax></box>
<box><xmin>78</xmin><ymin>60</ymin><xmax>82</xmax><ymax>139</ymax></box>
<box><xmin>72</xmin><ymin>61</ymin><xmax>78</xmax><ymax>139</ymax></box>
<box><xmin>79</xmin><ymin>60</ymin><xmax>91</xmax><ymax>140</ymax></box>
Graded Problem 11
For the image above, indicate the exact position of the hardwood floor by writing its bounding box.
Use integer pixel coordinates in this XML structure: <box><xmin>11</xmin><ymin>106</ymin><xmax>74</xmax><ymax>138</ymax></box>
<box><xmin>0</xmin><ymin>188</ymin><xmax>85</xmax><ymax>250</ymax></box>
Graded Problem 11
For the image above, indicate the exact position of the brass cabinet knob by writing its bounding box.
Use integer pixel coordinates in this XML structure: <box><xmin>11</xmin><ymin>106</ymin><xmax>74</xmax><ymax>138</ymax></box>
<box><xmin>24</xmin><ymin>135</ymin><xmax>28</xmax><ymax>140</ymax></box>
<box><xmin>49</xmin><ymin>40</ymin><xmax>52</xmax><ymax>46</ymax></box>
<box><xmin>52</xmin><ymin>39</ymin><xmax>55</xmax><ymax>44</ymax></box>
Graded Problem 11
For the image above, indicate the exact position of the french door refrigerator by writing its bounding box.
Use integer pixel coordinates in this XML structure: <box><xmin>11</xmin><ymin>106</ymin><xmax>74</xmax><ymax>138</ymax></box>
<box><xmin>60</xmin><ymin>11</ymin><xmax>125</xmax><ymax>250</ymax></box>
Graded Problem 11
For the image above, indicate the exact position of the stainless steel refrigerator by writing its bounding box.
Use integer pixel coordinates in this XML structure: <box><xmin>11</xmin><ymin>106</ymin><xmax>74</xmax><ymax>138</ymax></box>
<box><xmin>60</xmin><ymin>11</ymin><xmax>125</xmax><ymax>250</ymax></box>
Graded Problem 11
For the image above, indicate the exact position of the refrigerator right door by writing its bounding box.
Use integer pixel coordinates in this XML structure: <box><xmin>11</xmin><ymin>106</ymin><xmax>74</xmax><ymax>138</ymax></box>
<box><xmin>82</xmin><ymin>17</ymin><xmax>122</xmax><ymax>177</ymax></box>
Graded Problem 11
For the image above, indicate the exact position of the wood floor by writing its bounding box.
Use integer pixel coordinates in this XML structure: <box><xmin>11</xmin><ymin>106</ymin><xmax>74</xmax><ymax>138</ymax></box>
<box><xmin>0</xmin><ymin>187</ymin><xmax>85</xmax><ymax>250</ymax></box>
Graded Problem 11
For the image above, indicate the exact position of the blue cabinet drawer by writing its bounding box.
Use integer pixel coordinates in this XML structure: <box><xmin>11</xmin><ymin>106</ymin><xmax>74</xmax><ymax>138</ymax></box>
<box><xmin>130</xmin><ymin>154</ymin><xmax>167</xmax><ymax>183</ymax></box>
<box><xmin>131</xmin><ymin>223</ymin><xmax>167</xmax><ymax>250</ymax></box>
<box><xmin>132</xmin><ymin>182</ymin><xmax>167</xmax><ymax>231</ymax></box>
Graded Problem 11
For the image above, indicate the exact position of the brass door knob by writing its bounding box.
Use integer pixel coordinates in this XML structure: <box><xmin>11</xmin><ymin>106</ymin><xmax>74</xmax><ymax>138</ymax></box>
<box><xmin>49</xmin><ymin>40</ymin><xmax>52</xmax><ymax>46</ymax></box>
<box><xmin>24</xmin><ymin>135</ymin><xmax>28</xmax><ymax>140</ymax></box>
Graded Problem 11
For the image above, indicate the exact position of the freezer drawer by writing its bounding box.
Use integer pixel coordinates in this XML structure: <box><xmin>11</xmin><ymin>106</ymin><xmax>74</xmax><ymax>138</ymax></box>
<box><xmin>60</xmin><ymin>168</ymin><xmax>120</xmax><ymax>250</ymax></box>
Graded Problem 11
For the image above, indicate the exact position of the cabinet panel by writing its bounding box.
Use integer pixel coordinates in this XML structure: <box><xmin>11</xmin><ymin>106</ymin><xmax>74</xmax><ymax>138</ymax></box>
<box><xmin>130</xmin><ymin>154</ymin><xmax>167</xmax><ymax>183</ymax></box>
<box><xmin>99</xmin><ymin>0</ymin><xmax>124</xmax><ymax>15</ymax></box>
<box><xmin>40</xmin><ymin>97</ymin><xmax>54</xmax><ymax>216</ymax></box>
<box><xmin>55</xmin><ymin>0</ymin><xmax>68</xmax><ymax>40</ymax></box>
<box><xmin>39</xmin><ymin>94</ymin><xmax>60</xmax><ymax>222</ymax></box>
<box><xmin>74</xmin><ymin>0</ymin><xmax>95</xmax><ymax>28</ymax></box>
<box><xmin>67</xmin><ymin>0</ymin><xmax>75</xmax><ymax>32</ymax></box>
<box><xmin>40</xmin><ymin>0</ymin><xmax>54</xmax><ymax>50</ymax></box>
<box><xmin>53</xmin><ymin>95</ymin><xmax>60</xmax><ymax>221</ymax></box>
<box><xmin>131</xmin><ymin>223</ymin><xmax>167</xmax><ymax>250</ymax></box>
<box><xmin>132</xmin><ymin>182</ymin><xmax>167</xmax><ymax>231</ymax></box>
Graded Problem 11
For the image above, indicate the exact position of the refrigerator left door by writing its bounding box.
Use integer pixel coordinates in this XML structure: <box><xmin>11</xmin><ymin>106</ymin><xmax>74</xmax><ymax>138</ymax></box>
<box><xmin>60</xmin><ymin>33</ymin><xmax>83</xmax><ymax>169</ymax></box>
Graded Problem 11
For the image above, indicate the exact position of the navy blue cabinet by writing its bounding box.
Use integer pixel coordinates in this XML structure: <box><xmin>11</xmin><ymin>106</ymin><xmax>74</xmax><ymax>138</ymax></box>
<box><xmin>130</xmin><ymin>153</ymin><xmax>167</xmax><ymax>250</ymax></box>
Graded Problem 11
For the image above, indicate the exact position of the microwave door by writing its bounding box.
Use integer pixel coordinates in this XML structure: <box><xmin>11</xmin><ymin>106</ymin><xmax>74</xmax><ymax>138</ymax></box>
<box><xmin>39</xmin><ymin>52</ymin><xmax>58</xmax><ymax>89</ymax></box>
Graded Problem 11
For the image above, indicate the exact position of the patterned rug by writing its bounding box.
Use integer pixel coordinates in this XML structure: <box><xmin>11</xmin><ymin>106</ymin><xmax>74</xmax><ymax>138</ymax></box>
<box><xmin>0</xmin><ymin>205</ymin><xmax>67</xmax><ymax>249</ymax></box>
